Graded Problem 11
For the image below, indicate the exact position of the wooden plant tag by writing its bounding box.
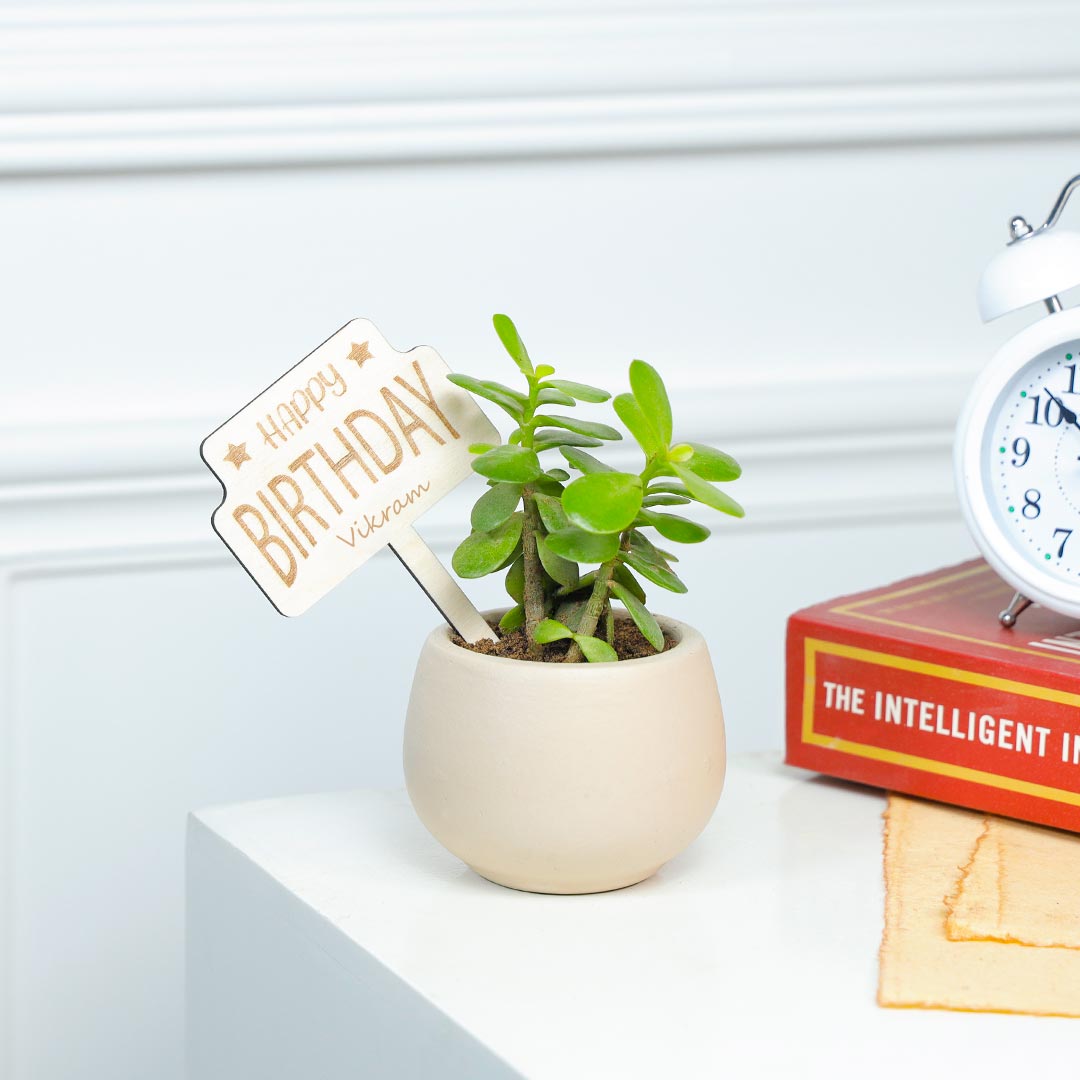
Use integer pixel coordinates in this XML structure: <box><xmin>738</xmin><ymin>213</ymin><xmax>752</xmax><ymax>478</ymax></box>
<box><xmin>201</xmin><ymin>319</ymin><xmax>499</xmax><ymax>641</ymax></box>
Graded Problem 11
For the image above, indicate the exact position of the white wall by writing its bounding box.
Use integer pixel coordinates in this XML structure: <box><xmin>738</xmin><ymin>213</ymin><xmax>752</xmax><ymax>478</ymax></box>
<box><xmin>3</xmin><ymin>2</ymin><xmax>1079</xmax><ymax>1077</ymax></box>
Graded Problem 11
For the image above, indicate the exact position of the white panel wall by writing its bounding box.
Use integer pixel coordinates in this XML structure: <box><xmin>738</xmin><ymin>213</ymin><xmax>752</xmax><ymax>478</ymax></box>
<box><xmin>2</xmin><ymin>2</ymin><xmax>1079</xmax><ymax>1078</ymax></box>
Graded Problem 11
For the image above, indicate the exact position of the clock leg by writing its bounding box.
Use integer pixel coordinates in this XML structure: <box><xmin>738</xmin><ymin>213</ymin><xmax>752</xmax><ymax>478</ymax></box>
<box><xmin>998</xmin><ymin>591</ymin><xmax>1033</xmax><ymax>629</ymax></box>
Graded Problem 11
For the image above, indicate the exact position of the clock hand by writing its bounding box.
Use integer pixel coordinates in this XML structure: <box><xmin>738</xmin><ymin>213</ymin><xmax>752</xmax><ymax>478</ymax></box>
<box><xmin>1044</xmin><ymin>390</ymin><xmax>1080</xmax><ymax>434</ymax></box>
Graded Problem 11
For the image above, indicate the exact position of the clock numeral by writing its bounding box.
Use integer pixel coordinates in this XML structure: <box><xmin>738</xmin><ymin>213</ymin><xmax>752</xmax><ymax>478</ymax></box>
<box><xmin>1066</xmin><ymin>363</ymin><xmax>1078</xmax><ymax>395</ymax></box>
<box><xmin>1023</xmin><ymin>489</ymin><xmax>1042</xmax><ymax>518</ymax></box>
<box><xmin>1054</xmin><ymin>528</ymin><xmax>1073</xmax><ymax>558</ymax></box>
<box><xmin>1027</xmin><ymin>394</ymin><xmax>1065</xmax><ymax>427</ymax></box>
<box><xmin>1011</xmin><ymin>437</ymin><xmax>1030</xmax><ymax>467</ymax></box>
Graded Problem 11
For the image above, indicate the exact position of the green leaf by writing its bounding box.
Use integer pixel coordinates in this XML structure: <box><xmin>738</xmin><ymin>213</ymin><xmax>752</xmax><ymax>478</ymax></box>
<box><xmin>534</xmin><ymin>414</ymin><xmax>622</xmax><ymax>441</ymax></box>
<box><xmin>469</xmin><ymin>442</ymin><xmax>497</xmax><ymax>454</ymax></box>
<box><xmin>535</xmin><ymin>618</ymin><xmax>574</xmax><ymax>644</ymax></box>
<box><xmin>451</xmin><ymin>513</ymin><xmax>524</xmax><ymax>579</ymax></box>
<box><xmin>630</xmin><ymin>524</ymin><xmax>669</xmax><ymax>565</ymax></box>
<box><xmin>613</xmin><ymin>393</ymin><xmax>663</xmax><ymax>455</ymax></box>
<box><xmin>646</xmin><ymin>512</ymin><xmax>711</xmax><ymax>544</ymax></box>
<box><xmin>470</xmin><ymin>482</ymin><xmax>523</xmax><ymax>532</ymax></box>
<box><xmin>673</xmin><ymin>464</ymin><xmax>746</xmax><ymax>517</ymax></box>
<box><xmin>546</xmin><ymin>527</ymin><xmax>621</xmax><ymax>564</ymax></box>
<box><xmin>625</xmin><ymin>529</ymin><xmax>684</xmax><ymax>580</ymax></box>
<box><xmin>492</xmin><ymin>313</ymin><xmax>533</xmax><ymax>376</ymax></box>
<box><xmin>560</xmin><ymin>446</ymin><xmax>615</xmax><ymax>474</ymax></box>
<box><xmin>535</xmin><ymin>364</ymin><xmax>555</xmax><ymax>379</ymax></box>
<box><xmin>537</xmin><ymin>388</ymin><xmax>577</xmax><ymax>407</ymax></box>
<box><xmin>562</xmin><ymin>472</ymin><xmax>642</xmax><ymax>534</ymax></box>
<box><xmin>622</xmin><ymin>550</ymin><xmax>688</xmax><ymax>594</ymax></box>
<box><xmin>505</xmin><ymin>555</ymin><xmax>524</xmax><ymax>602</ymax></box>
<box><xmin>642</xmin><ymin>493</ymin><xmax>691</xmax><ymax>507</ymax></box>
<box><xmin>557</xmin><ymin>569</ymin><xmax>596</xmax><ymax>597</ymax></box>
<box><xmin>685</xmin><ymin>443</ymin><xmax>742</xmax><ymax>482</ymax></box>
<box><xmin>629</xmin><ymin>359</ymin><xmax>672</xmax><ymax>445</ymax></box>
<box><xmin>496</xmin><ymin>536</ymin><xmax>523</xmax><ymax>571</ymax></box>
<box><xmin>612</xmin><ymin>563</ymin><xmax>646</xmax><ymax>603</ymax></box>
<box><xmin>446</xmin><ymin>373</ymin><xmax>523</xmax><ymax>420</ymax></box>
<box><xmin>536</xmin><ymin>534</ymin><xmax>580</xmax><ymax>588</ymax></box>
<box><xmin>472</xmin><ymin>445</ymin><xmax>541</xmax><ymax>483</ymax></box>
<box><xmin>610</xmin><ymin>582</ymin><xmax>664</xmax><ymax>651</ymax></box>
<box><xmin>533</xmin><ymin>431</ymin><xmax>603</xmax><ymax>453</ymax></box>
<box><xmin>574</xmin><ymin>634</ymin><xmax>618</xmax><ymax>663</ymax></box>
<box><xmin>499</xmin><ymin>605</ymin><xmax>525</xmax><ymax>631</ymax></box>
<box><xmin>546</xmin><ymin>468</ymin><xmax>570</xmax><ymax>482</ymax></box>
<box><xmin>646</xmin><ymin>481</ymin><xmax>691</xmax><ymax>497</ymax></box>
<box><xmin>541</xmin><ymin>379</ymin><xmax>611</xmax><ymax>403</ymax></box>
<box><xmin>533</xmin><ymin>491</ymin><xmax>569</xmax><ymax>532</ymax></box>
<box><xmin>532</xmin><ymin>474</ymin><xmax>565</xmax><ymax>497</ymax></box>
<box><xmin>482</xmin><ymin>380</ymin><xmax>528</xmax><ymax>405</ymax></box>
<box><xmin>626</xmin><ymin>529</ymin><xmax>673</xmax><ymax>565</ymax></box>
<box><xmin>668</xmin><ymin>443</ymin><xmax>693</xmax><ymax>463</ymax></box>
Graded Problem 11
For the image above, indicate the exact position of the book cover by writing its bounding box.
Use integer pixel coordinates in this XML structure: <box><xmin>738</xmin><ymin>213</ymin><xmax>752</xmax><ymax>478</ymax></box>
<box><xmin>785</xmin><ymin>559</ymin><xmax>1080</xmax><ymax>832</ymax></box>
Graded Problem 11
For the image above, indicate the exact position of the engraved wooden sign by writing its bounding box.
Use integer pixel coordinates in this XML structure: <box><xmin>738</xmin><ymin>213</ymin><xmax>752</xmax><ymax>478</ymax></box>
<box><xmin>201</xmin><ymin>319</ymin><xmax>499</xmax><ymax>640</ymax></box>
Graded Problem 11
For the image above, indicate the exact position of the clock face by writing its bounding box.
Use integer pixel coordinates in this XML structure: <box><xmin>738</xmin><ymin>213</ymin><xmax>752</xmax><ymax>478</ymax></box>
<box><xmin>982</xmin><ymin>339</ymin><xmax>1080</xmax><ymax>584</ymax></box>
<box><xmin>957</xmin><ymin>309</ymin><xmax>1080</xmax><ymax>617</ymax></box>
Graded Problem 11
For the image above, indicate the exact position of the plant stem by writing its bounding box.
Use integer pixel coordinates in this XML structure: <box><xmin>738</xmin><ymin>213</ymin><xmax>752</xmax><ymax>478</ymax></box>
<box><xmin>564</xmin><ymin>557</ymin><xmax>616</xmax><ymax>662</ymax></box>
<box><xmin>564</xmin><ymin>524</ymin><xmax>638</xmax><ymax>662</ymax></box>
<box><xmin>520</xmin><ymin>486</ymin><xmax>546</xmax><ymax>659</ymax></box>
<box><xmin>518</xmin><ymin>376</ymin><xmax>546</xmax><ymax>659</ymax></box>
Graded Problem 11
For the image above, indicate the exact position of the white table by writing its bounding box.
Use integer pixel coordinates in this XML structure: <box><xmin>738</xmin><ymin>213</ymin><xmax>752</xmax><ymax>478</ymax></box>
<box><xmin>186</xmin><ymin>755</ymin><xmax>1076</xmax><ymax>1079</ymax></box>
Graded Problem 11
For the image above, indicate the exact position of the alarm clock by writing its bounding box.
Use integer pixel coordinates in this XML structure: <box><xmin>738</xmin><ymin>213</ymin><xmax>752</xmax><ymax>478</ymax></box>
<box><xmin>956</xmin><ymin>173</ymin><xmax>1080</xmax><ymax>627</ymax></box>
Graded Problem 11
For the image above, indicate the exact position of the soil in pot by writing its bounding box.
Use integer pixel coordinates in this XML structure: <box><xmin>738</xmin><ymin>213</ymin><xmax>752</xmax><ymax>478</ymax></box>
<box><xmin>452</xmin><ymin>617</ymin><xmax>676</xmax><ymax>662</ymax></box>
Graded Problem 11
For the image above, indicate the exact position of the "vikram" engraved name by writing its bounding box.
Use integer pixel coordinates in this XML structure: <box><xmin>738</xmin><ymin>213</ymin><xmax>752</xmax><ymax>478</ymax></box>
<box><xmin>336</xmin><ymin>482</ymin><xmax>432</xmax><ymax>547</ymax></box>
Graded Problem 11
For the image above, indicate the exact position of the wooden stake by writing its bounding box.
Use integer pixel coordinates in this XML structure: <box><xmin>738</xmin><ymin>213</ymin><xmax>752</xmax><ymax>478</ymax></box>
<box><xmin>390</xmin><ymin>526</ymin><xmax>498</xmax><ymax>643</ymax></box>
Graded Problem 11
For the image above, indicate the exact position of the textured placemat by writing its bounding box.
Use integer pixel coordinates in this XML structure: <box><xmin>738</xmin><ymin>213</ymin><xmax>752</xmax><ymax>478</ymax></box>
<box><xmin>879</xmin><ymin>794</ymin><xmax>1080</xmax><ymax>1016</ymax></box>
<box><xmin>945</xmin><ymin>816</ymin><xmax>1080</xmax><ymax>950</ymax></box>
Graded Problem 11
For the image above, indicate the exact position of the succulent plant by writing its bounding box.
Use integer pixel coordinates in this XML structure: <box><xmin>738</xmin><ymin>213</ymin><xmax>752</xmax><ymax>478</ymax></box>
<box><xmin>449</xmin><ymin>315</ymin><xmax>744</xmax><ymax>661</ymax></box>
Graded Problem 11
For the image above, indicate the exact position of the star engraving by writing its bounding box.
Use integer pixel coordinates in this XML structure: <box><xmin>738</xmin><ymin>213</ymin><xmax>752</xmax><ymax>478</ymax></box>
<box><xmin>223</xmin><ymin>442</ymin><xmax>251</xmax><ymax>471</ymax></box>
<box><xmin>348</xmin><ymin>340</ymin><xmax>373</xmax><ymax>367</ymax></box>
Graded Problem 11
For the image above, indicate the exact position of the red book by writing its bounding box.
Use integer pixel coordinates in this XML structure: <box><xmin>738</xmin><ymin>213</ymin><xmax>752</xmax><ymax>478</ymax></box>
<box><xmin>786</xmin><ymin>559</ymin><xmax>1080</xmax><ymax>833</ymax></box>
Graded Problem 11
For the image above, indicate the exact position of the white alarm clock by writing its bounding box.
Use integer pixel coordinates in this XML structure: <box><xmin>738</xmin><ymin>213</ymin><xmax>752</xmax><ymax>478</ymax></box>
<box><xmin>956</xmin><ymin>173</ymin><xmax>1080</xmax><ymax>626</ymax></box>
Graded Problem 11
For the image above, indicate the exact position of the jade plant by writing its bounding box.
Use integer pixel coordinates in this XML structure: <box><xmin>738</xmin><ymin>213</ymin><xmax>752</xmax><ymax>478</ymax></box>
<box><xmin>449</xmin><ymin>315</ymin><xmax>744</xmax><ymax>662</ymax></box>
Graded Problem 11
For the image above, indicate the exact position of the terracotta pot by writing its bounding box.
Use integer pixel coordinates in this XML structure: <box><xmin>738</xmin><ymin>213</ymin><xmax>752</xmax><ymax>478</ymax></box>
<box><xmin>403</xmin><ymin>613</ymin><xmax>726</xmax><ymax>894</ymax></box>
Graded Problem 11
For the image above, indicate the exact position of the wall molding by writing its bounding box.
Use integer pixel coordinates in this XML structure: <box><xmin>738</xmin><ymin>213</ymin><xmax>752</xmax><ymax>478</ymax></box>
<box><xmin>0</xmin><ymin>372</ymin><xmax>964</xmax><ymax>560</ymax></box>
<box><xmin>0</xmin><ymin>371</ymin><xmax>961</xmax><ymax>483</ymax></box>
<box><xmin>3</xmin><ymin>2</ymin><xmax>1079</xmax><ymax>174</ymax></box>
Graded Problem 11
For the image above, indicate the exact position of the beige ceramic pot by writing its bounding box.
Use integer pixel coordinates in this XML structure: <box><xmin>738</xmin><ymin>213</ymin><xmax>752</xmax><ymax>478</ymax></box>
<box><xmin>403</xmin><ymin>613</ymin><xmax>726</xmax><ymax>894</ymax></box>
